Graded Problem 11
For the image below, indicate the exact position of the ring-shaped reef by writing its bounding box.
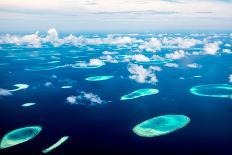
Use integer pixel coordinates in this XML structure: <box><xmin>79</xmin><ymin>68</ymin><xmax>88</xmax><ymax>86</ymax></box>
<box><xmin>120</xmin><ymin>89</ymin><xmax>159</xmax><ymax>100</ymax></box>
<box><xmin>133</xmin><ymin>115</ymin><xmax>190</xmax><ymax>137</ymax></box>
<box><xmin>25</xmin><ymin>65</ymin><xmax>63</xmax><ymax>71</ymax></box>
<box><xmin>0</xmin><ymin>126</ymin><xmax>42</xmax><ymax>149</ymax></box>
<box><xmin>190</xmin><ymin>84</ymin><xmax>232</xmax><ymax>98</ymax></box>
<box><xmin>85</xmin><ymin>76</ymin><xmax>114</xmax><ymax>81</ymax></box>
<box><xmin>71</xmin><ymin>65</ymin><xmax>103</xmax><ymax>69</ymax></box>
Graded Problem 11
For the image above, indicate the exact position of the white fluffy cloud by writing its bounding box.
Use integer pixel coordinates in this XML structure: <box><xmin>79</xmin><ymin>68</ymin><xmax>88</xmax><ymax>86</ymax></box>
<box><xmin>128</xmin><ymin>64</ymin><xmax>158</xmax><ymax>84</ymax></box>
<box><xmin>162</xmin><ymin>37</ymin><xmax>201</xmax><ymax>48</ymax></box>
<box><xmin>100</xmin><ymin>55</ymin><xmax>118</xmax><ymax>63</ymax></box>
<box><xmin>152</xmin><ymin>55</ymin><xmax>166</xmax><ymax>61</ymax></box>
<box><xmin>149</xmin><ymin>66</ymin><xmax>162</xmax><ymax>72</ymax></box>
<box><xmin>66</xmin><ymin>96</ymin><xmax>77</xmax><ymax>104</ymax></box>
<box><xmin>229</xmin><ymin>74</ymin><xmax>232</xmax><ymax>83</ymax></box>
<box><xmin>0</xmin><ymin>88</ymin><xmax>12</xmax><ymax>96</ymax></box>
<box><xmin>131</xmin><ymin>54</ymin><xmax>150</xmax><ymax>62</ymax></box>
<box><xmin>165</xmin><ymin>50</ymin><xmax>185</xmax><ymax>60</ymax></box>
<box><xmin>187</xmin><ymin>63</ymin><xmax>202</xmax><ymax>68</ymax></box>
<box><xmin>203</xmin><ymin>42</ymin><xmax>221</xmax><ymax>55</ymax></box>
<box><xmin>0</xmin><ymin>32</ymin><xmax>41</xmax><ymax>48</ymax></box>
<box><xmin>44</xmin><ymin>81</ymin><xmax>53</xmax><ymax>87</ymax></box>
<box><xmin>164</xmin><ymin>63</ymin><xmax>179</xmax><ymax>68</ymax></box>
<box><xmin>0</xmin><ymin>28</ymin><xmax>141</xmax><ymax>48</ymax></box>
<box><xmin>139</xmin><ymin>38</ymin><xmax>162</xmax><ymax>52</ymax></box>
<box><xmin>223</xmin><ymin>49</ymin><xmax>232</xmax><ymax>54</ymax></box>
<box><xmin>75</xmin><ymin>58</ymin><xmax>105</xmax><ymax>68</ymax></box>
<box><xmin>44</xmin><ymin>28</ymin><xmax>61</xmax><ymax>47</ymax></box>
<box><xmin>66</xmin><ymin>91</ymin><xmax>106</xmax><ymax>105</ymax></box>
<box><xmin>88</xmin><ymin>59</ymin><xmax>104</xmax><ymax>66</ymax></box>
<box><xmin>224</xmin><ymin>43</ymin><xmax>231</xmax><ymax>47</ymax></box>
<box><xmin>78</xmin><ymin>91</ymin><xmax>104</xmax><ymax>105</ymax></box>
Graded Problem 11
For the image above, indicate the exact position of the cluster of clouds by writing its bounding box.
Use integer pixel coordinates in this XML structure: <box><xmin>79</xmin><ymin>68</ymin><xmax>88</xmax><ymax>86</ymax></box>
<box><xmin>0</xmin><ymin>32</ymin><xmax>42</xmax><ymax>48</ymax></box>
<box><xmin>0</xmin><ymin>28</ymin><xmax>142</xmax><ymax>48</ymax></box>
<box><xmin>162</xmin><ymin>37</ymin><xmax>202</xmax><ymax>49</ymax></box>
<box><xmin>138</xmin><ymin>38</ymin><xmax>162</xmax><ymax>52</ymax></box>
<box><xmin>66</xmin><ymin>91</ymin><xmax>106</xmax><ymax>105</ymax></box>
<box><xmin>127</xmin><ymin>64</ymin><xmax>161</xmax><ymax>84</ymax></box>
<box><xmin>0</xmin><ymin>29</ymin><xmax>230</xmax><ymax>88</ymax></box>
<box><xmin>0</xmin><ymin>28</ymin><xmax>230</xmax><ymax>57</ymax></box>
<box><xmin>164</xmin><ymin>62</ymin><xmax>202</xmax><ymax>69</ymax></box>
<box><xmin>165</xmin><ymin>50</ymin><xmax>185</xmax><ymax>60</ymax></box>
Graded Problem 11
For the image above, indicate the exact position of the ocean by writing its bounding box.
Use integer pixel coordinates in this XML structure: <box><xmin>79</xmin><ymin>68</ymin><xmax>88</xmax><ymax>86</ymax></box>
<box><xmin>0</xmin><ymin>32</ymin><xmax>232</xmax><ymax>155</ymax></box>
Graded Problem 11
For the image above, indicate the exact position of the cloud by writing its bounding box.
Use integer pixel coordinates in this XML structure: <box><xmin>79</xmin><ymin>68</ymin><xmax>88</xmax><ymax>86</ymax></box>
<box><xmin>139</xmin><ymin>38</ymin><xmax>162</xmax><ymax>52</ymax></box>
<box><xmin>229</xmin><ymin>74</ymin><xmax>232</xmax><ymax>83</ymax></box>
<box><xmin>102</xmin><ymin>51</ymin><xmax>118</xmax><ymax>55</ymax></box>
<box><xmin>149</xmin><ymin>66</ymin><xmax>162</xmax><ymax>72</ymax></box>
<box><xmin>128</xmin><ymin>64</ymin><xmax>158</xmax><ymax>84</ymax></box>
<box><xmin>51</xmin><ymin>74</ymin><xmax>58</xmax><ymax>79</ymax></box>
<box><xmin>100</xmin><ymin>55</ymin><xmax>118</xmax><ymax>63</ymax></box>
<box><xmin>186</xmin><ymin>63</ymin><xmax>202</xmax><ymax>68</ymax></box>
<box><xmin>75</xmin><ymin>58</ymin><xmax>105</xmax><ymax>68</ymax></box>
<box><xmin>131</xmin><ymin>54</ymin><xmax>150</xmax><ymax>62</ymax></box>
<box><xmin>66</xmin><ymin>96</ymin><xmax>77</xmax><ymax>104</ymax></box>
<box><xmin>162</xmin><ymin>0</ymin><xmax>232</xmax><ymax>3</ymax></box>
<box><xmin>152</xmin><ymin>55</ymin><xmax>166</xmax><ymax>61</ymax></box>
<box><xmin>222</xmin><ymin>49</ymin><xmax>232</xmax><ymax>54</ymax></box>
<box><xmin>44</xmin><ymin>28</ymin><xmax>60</xmax><ymax>46</ymax></box>
<box><xmin>105</xmin><ymin>36</ymin><xmax>140</xmax><ymax>45</ymax></box>
<box><xmin>0</xmin><ymin>28</ymin><xmax>142</xmax><ymax>47</ymax></box>
<box><xmin>161</xmin><ymin>0</ymin><xmax>181</xmax><ymax>3</ymax></box>
<box><xmin>44</xmin><ymin>81</ymin><xmax>53</xmax><ymax>87</ymax></box>
<box><xmin>88</xmin><ymin>58</ymin><xmax>104</xmax><ymax>66</ymax></box>
<box><xmin>164</xmin><ymin>63</ymin><xmax>179</xmax><ymax>68</ymax></box>
<box><xmin>78</xmin><ymin>91</ymin><xmax>105</xmax><ymax>105</ymax></box>
<box><xmin>162</xmin><ymin>37</ymin><xmax>201</xmax><ymax>48</ymax></box>
<box><xmin>0</xmin><ymin>88</ymin><xmax>12</xmax><ymax>96</ymax></box>
<box><xmin>203</xmin><ymin>42</ymin><xmax>221</xmax><ymax>55</ymax></box>
<box><xmin>66</xmin><ymin>91</ymin><xmax>106</xmax><ymax>105</ymax></box>
<box><xmin>1</xmin><ymin>0</ymin><xmax>232</xmax><ymax>32</ymax></box>
<box><xmin>224</xmin><ymin>43</ymin><xmax>231</xmax><ymax>47</ymax></box>
<box><xmin>165</xmin><ymin>50</ymin><xmax>185</xmax><ymax>59</ymax></box>
<box><xmin>0</xmin><ymin>32</ymin><xmax>41</xmax><ymax>48</ymax></box>
<box><xmin>96</xmin><ymin>10</ymin><xmax>178</xmax><ymax>15</ymax></box>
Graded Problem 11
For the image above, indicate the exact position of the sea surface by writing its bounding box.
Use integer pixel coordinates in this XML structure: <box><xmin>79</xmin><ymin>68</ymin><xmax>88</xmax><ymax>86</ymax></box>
<box><xmin>0</xmin><ymin>32</ymin><xmax>232</xmax><ymax>155</ymax></box>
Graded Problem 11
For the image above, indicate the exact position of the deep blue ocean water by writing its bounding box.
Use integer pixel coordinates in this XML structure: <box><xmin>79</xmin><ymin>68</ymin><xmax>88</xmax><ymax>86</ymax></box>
<box><xmin>0</xmin><ymin>33</ymin><xmax>232</xmax><ymax>155</ymax></box>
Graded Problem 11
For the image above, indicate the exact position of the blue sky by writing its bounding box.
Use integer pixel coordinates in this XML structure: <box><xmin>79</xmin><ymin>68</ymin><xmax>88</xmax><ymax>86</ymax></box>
<box><xmin>0</xmin><ymin>0</ymin><xmax>232</xmax><ymax>33</ymax></box>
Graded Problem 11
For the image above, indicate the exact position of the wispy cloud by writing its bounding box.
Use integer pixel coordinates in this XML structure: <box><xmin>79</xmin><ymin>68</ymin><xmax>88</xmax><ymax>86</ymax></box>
<box><xmin>95</xmin><ymin>10</ymin><xmax>178</xmax><ymax>15</ymax></box>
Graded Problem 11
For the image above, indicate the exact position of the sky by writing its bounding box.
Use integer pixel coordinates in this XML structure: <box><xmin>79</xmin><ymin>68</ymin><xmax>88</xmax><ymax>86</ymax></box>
<box><xmin>0</xmin><ymin>0</ymin><xmax>232</xmax><ymax>33</ymax></box>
